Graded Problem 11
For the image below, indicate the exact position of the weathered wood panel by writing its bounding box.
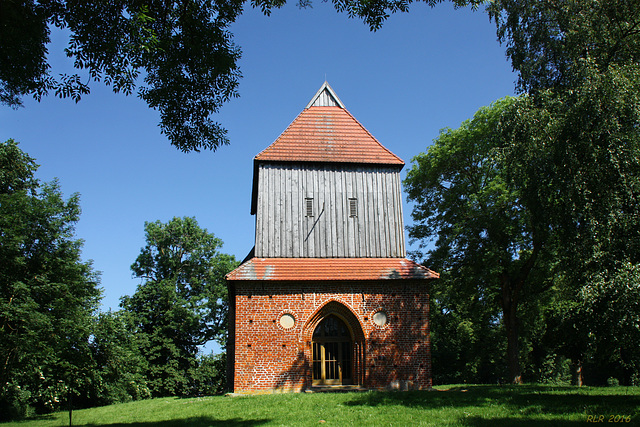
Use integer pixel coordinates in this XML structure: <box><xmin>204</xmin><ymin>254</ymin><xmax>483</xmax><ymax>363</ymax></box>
<box><xmin>255</xmin><ymin>163</ymin><xmax>406</xmax><ymax>258</ymax></box>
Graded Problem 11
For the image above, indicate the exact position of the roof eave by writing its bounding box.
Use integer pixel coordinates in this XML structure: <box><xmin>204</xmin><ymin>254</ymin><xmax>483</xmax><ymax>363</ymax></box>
<box><xmin>225</xmin><ymin>258</ymin><xmax>440</xmax><ymax>281</ymax></box>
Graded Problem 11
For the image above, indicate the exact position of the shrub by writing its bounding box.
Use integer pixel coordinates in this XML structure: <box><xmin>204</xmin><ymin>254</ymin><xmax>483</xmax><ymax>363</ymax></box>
<box><xmin>607</xmin><ymin>377</ymin><xmax>620</xmax><ymax>387</ymax></box>
<box><xmin>189</xmin><ymin>353</ymin><xmax>227</xmax><ymax>396</ymax></box>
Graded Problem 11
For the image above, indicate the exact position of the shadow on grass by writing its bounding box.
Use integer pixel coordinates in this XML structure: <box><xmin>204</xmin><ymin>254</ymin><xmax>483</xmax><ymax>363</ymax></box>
<box><xmin>82</xmin><ymin>416</ymin><xmax>270</xmax><ymax>426</ymax></box>
<box><xmin>459</xmin><ymin>417</ymin><xmax>587</xmax><ymax>426</ymax></box>
<box><xmin>344</xmin><ymin>385</ymin><xmax>640</xmax><ymax>420</ymax></box>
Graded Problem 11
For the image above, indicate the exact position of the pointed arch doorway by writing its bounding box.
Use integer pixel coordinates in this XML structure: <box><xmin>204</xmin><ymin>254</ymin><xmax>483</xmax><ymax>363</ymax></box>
<box><xmin>312</xmin><ymin>314</ymin><xmax>353</xmax><ymax>385</ymax></box>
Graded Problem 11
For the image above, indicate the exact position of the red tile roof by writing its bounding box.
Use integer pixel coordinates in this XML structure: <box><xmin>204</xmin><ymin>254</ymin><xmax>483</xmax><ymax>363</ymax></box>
<box><xmin>254</xmin><ymin>106</ymin><xmax>404</xmax><ymax>166</ymax></box>
<box><xmin>226</xmin><ymin>258</ymin><xmax>439</xmax><ymax>281</ymax></box>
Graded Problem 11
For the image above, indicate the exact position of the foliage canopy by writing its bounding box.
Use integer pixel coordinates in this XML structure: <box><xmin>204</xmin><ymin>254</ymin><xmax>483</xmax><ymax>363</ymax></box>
<box><xmin>1</xmin><ymin>0</ymin><xmax>243</xmax><ymax>152</ymax></box>
<box><xmin>488</xmin><ymin>0</ymin><xmax>640</xmax><ymax>93</ymax></box>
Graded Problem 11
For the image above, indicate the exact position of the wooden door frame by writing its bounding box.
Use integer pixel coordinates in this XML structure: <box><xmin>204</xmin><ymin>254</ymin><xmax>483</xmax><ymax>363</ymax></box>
<box><xmin>312</xmin><ymin>314</ymin><xmax>354</xmax><ymax>385</ymax></box>
<box><xmin>303</xmin><ymin>301</ymin><xmax>366</xmax><ymax>388</ymax></box>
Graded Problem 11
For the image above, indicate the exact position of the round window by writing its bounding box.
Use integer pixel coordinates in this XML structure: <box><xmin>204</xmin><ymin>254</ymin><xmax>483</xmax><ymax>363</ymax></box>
<box><xmin>279</xmin><ymin>313</ymin><xmax>295</xmax><ymax>329</ymax></box>
<box><xmin>372</xmin><ymin>310</ymin><xmax>388</xmax><ymax>327</ymax></box>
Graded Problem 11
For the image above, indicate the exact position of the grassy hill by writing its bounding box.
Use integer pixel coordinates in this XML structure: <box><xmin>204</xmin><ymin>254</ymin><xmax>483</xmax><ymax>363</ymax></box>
<box><xmin>3</xmin><ymin>385</ymin><xmax>639</xmax><ymax>426</ymax></box>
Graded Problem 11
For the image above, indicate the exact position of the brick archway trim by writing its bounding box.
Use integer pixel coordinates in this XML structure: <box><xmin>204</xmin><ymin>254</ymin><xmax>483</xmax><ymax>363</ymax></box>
<box><xmin>302</xmin><ymin>300</ymin><xmax>365</xmax><ymax>343</ymax></box>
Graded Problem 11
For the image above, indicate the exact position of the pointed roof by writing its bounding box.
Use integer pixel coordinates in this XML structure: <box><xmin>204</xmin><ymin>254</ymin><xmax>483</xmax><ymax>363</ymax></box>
<box><xmin>254</xmin><ymin>82</ymin><xmax>404</xmax><ymax>166</ymax></box>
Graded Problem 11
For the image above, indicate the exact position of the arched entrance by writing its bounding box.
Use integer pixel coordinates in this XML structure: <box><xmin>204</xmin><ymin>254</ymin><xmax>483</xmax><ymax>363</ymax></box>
<box><xmin>312</xmin><ymin>314</ymin><xmax>353</xmax><ymax>385</ymax></box>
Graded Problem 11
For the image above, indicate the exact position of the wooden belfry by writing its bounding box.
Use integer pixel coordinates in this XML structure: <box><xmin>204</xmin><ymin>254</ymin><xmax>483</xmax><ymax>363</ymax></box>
<box><xmin>226</xmin><ymin>82</ymin><xmax>437</xmax><ymax>392</ymax></box>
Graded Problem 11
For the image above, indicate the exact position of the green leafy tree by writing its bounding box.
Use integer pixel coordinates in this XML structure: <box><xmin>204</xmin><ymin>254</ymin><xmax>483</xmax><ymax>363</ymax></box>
<box><xmin>121</xmin><ymin>217</ymin><xmax>237</xmax><ymax>396</ymax></box>
<box><xmin>0</xmin><ymin>139</ymin><xmax>101</xmax><ymax>419</ymax></box>
<box><xmin>537</xmin><ymin>263</ymin><xmax>640</xmax><ymax>387</ymax></box>
<box><xmin>404</xmin><ymin>97</ymin><xmax>557</xmax><ymax>384</ymax></box>
<box><xmin>508</xmin><ymin>85</ymin><xmax>640</xmax><ymax>384</ymax></box>
<box><xmin>429</xmin><ymin>292</ymin><xmax>504</xmax><ymax>384</ymax></box>
<box><xmin>488</xmin><ymin>0</ymin><xmax>640</xmax><ymax>384</ymax></box>
<box><xmin>496</xmin><ymin>66</ymin><xmax>640</xmax><ymax>282</ymax></box>
<box><xmin>189</xmin><ymin>352</ymin><xmax>227</xmax><ymax>395</ymax></box>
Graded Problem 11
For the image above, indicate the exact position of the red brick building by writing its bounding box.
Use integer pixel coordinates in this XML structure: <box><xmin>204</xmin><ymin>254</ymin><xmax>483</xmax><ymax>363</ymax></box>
<box><xmin>226</xmin><ymin>83</ymin><xmax>437</xmax><ymax>392</ymax></box>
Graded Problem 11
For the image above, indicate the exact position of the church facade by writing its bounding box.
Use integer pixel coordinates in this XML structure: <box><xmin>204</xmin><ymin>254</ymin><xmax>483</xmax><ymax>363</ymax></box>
<box><xmin>226</xmin><ymin>83</ymin><xmax>437</xmax><ymax>392</ymax></box>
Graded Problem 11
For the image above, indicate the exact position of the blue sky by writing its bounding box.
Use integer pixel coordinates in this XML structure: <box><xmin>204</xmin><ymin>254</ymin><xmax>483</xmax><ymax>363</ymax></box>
<box><xmin>0</xmin><ymin>3</ymin><xmax>516</xmax><ymax>316</ymax></box>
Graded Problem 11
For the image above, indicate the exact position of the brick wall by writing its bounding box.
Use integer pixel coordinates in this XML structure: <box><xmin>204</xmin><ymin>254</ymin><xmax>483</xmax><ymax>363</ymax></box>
<box><xmin>229</xmin><ymin>280</ymin><xmax>432</xmax><ymax>392</ymax></box>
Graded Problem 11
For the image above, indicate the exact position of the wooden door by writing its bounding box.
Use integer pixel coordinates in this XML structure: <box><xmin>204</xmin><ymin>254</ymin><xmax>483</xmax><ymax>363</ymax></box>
<box><xmin>312</xmin><ymin>315</ymin><xmax>352</xmax><ymax>385</ymax></box>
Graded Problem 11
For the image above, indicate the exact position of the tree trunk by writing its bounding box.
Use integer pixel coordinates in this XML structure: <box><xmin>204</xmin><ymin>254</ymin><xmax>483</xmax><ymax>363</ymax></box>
<box><xmin>504</xmin><ymin>304</ymin><xmax>522</xmax><ymax>384</ymax></box>
<box><xmin>572</xmin><ymin>360</ymin><xmax>583</xmax><ymax>387</ymax></box>
<box><xmin>68</xmin><ymin>387</ymin><xmax>73</xmax><ymax>427</ymax></box>
<box><xmin>501</xmin><ymin>274</ymin><xmax>522</xmax><ymax>384</ymax></box>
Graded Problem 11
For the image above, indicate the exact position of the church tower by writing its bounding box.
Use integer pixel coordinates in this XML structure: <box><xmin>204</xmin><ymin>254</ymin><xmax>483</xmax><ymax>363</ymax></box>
<box><xmin>226</xmin><ymin>82</ymin><xmax>436</xmax><ymax>392</ymax></box>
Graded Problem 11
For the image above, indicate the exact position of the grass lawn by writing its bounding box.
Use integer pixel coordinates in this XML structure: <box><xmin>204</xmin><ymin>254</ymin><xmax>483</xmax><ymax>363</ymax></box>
<box><xmin>3</xmin><ymin>385</ymin><xmax>639</xmax><ymax>426</ymax></box>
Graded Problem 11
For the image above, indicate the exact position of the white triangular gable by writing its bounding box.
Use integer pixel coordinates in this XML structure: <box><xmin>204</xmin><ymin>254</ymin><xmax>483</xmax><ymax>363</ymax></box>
<box><xmin>305</xmin><ymin>81</ymin><xmax>346</xmax><ymax>109</ymax></box>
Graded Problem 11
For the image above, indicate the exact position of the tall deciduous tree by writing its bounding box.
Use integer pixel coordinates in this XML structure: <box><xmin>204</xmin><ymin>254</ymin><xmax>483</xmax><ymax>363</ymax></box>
<box><xmin>488</xmin><ymin>0</ymin><xmax>640</xmax><ymax>384</ymax></box>
<box><xmin>404</xmin><ymin>97</ymin><xmax>555</xmax><ymax>384</ymax></box>
<box><xmin>496</xmin><ymin>69</ymin><xmax>640</xmax><ymax>384</ymax></box>
<box><xmin>497</xmin><ymin>66</ymin><xmax>640</xmax><ymax>280</ymax></box>
<box><xmin>0</xmin><ymin>139</ymin><xmax>101</xmax><ymax>419</ymax></box>
<box><xmin>580</xmin><ymin>263</ymin><xmax>640</xmax><ymax>384</ymax></box>
<box><xmin>121</xmin><ymin>217</ymin><xmax>237</xmax><ymax>396</ymax></box>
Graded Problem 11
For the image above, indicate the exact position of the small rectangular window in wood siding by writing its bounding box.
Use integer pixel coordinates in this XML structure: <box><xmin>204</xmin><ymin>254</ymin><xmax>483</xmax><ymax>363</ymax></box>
<box><xmin>348</xmin><ymin>198</ymin><xmax>357</xmax><ymax>218</ymax></box>
<box><xmin>305</xmin><ymin>198</ymin><xmax>314</xmax><ymax>217</ymax></box>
